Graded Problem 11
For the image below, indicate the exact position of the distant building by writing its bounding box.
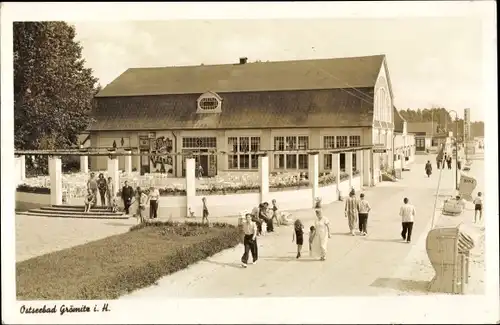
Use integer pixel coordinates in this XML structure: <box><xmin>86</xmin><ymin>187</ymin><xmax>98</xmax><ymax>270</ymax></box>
<box><xmin>89</xmin><ymin>54</ymin><xmax>398</xmax><ymax>183</ymax></box>
<box><xmin>407</xmin><ymin>122</ymin><xmax>452</xmax><ymax>153</ymax></box>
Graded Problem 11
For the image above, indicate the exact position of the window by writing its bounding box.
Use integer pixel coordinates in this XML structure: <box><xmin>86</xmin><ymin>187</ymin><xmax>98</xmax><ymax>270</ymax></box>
<box><xmin>199</xmin><ymin>97</ymin><xmax>219</xmax><ymax>110</ymax></box>
<box><xmin>227</xmin><ymin>136</ymin><xmax>260</xmax><ymax>170</ymax></box>
<box><xmin>182</xmin><ymin>137</ymin><xmax>217</xmax><ymax>148</ymax></box>
<box><xmin>416</xmin><ymin>137</ymin><xmax>426</xmax><ymax>150</ymax></box>
<box><xmin>324</xmin><ymin>154</ymin><xmax>332</xmax><ymax>170</ymax></box>
<box><xmin>336</xmin><ymin>136</ymin><xmax>347</xmax><ymax>148</ymax></box>
<box><xmin>324</xmin><ymin>136</ymin><xmax>335</xmax><ymax>149</ymax></box>
<box><xmin>274</xmin><ymin>136</ymin><xmax>309</xmax><ymax>170</ymax></box>
<box><xmin>352</xmin><ymin>153</ymin><xmax>357</xmax><ymax>171</ymax></box>
<box><xmin>323</xmin><ymin>136</ymin><xmax>335</xmax><ymax>170</ymax></box>
<box><xmin>349</xmin><ymin>136</ymin><xmax>361</xmax><ymax>147</ymax></box>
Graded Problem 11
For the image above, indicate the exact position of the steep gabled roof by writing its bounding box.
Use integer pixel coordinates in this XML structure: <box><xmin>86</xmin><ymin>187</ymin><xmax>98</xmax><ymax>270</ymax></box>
<box><xmin>96</xmin><ymin>54</ymin><xmax>385</xmax><ymax>97</ymax></box>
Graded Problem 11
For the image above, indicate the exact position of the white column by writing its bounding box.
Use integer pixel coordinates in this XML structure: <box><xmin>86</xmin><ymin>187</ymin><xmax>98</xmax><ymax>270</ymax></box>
<box><xmin>345</xmin><ymin>152</ymin><xmax>353</xmax><ymax>188</ymax></box>
<box><xmin>332</xmin><ymin>153</ymin><xmax>340</xmax><ymax>188</ymax></box>
<box><xmin>49</xmin><ymin>156</ymin><xmax>62</xmax><ymax>206</ymax></box>
<box><xmin>80</xmin><ymin>155</ymin><xmax>89</xmax><ymax>174</ymax></box>
<box><xmin>363</xmin><ymin>150</ymin><xmax>371</xmax><ymax>187</ymax></box>
<box><xmin>134</xmin><ymin>155</ymin><xmax>141</xmax><ymax>173</ymax></box>
<box><xmin>185</xmin><ymin>158</ymin><xmax>196</xmax><ymax>217</ymax></box>
<box><xmin>308</xmin><ymin>154</ymin><xmax>319</xmax><ymax>207</ymax></box>
<box><xmin>356</xmin><ymin>150</ymin><xmax>363</xmax><ymax>188</ymax></box>
<box><xmin>259</xmin><ymin>155</ymin><xmax>269</xmax><ymax>204</ymax></box>
<box><xmin>107</xmin><ymin>156</ymin><xmax>120</xmax><ymax>197</ymax></box>
<box><xmin>124</xmin><ymin>151</ymin><xmax>132</xmax><ymax>174</ymax></box>
<box><xmin>14</xmin><ymin>156</ymin><xmax>21</xmax><ymax>186</ymax></box>
<box><xmin>20</xmin><ymin>155</ymin><xmax>26</xmax><ymax>181</ymax></box>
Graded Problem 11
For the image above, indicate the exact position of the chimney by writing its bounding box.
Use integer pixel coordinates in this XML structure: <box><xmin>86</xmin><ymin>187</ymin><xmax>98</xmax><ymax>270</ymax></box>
<box><xmin>239</xmin><ymin>57</ymin><xmax>248</xmax><ymax>65</ymax></box>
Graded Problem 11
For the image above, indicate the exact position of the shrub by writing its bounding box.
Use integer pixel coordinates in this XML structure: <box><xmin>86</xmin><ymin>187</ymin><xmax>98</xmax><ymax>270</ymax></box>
<box><xmin>16</xmin><ymin>184</ymin><xmax>51</xmax><ymax>194</ymax></box>
<box><xmin>16</xmin><ymin>221</ymin><xmax>240</xmax><ymax>300</ymax></box>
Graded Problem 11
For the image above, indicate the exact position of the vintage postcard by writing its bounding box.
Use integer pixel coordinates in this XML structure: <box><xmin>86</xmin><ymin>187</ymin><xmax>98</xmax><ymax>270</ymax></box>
<box><xmin>1</xmin><ymin>2</ymin><xmax>498</xmax><ymax>324</ymax></box>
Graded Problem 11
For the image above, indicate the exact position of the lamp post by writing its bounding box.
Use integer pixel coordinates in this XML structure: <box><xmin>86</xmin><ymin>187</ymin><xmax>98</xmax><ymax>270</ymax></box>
<box><xmin>448</xmin><ymin>110</ymin><xmax>459</xmax><ymax>191</ymax></box>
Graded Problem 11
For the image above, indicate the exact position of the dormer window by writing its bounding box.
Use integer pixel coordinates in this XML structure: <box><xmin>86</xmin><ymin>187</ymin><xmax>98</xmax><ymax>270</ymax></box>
<box><xmin>197</xmin><ymin>91</ymin><xmax>222</xmax><ymax>113</ymax></box>
<box><xmin>199</xmin><ymin>97</ymin><xmax>218</xmax><ymax>110</ymax></box>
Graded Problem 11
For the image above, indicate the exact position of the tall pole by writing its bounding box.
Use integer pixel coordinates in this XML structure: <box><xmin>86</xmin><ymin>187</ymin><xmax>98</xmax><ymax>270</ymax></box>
<box><xmin>448</xmin><ymin>110</ymin><xmax>459</xmax><ymax>192</ymax></box>
<box><xmin>455</xmin><ymin>116</ymin><xmax>458</xmax><ymax>191</ymax></box>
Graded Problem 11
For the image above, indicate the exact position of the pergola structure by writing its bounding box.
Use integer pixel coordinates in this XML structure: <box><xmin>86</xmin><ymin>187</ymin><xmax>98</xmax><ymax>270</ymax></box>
<box><xmin>15</xmin><ymin>145</ymin><xmax>375</xmax><ymax>216</ymax></box>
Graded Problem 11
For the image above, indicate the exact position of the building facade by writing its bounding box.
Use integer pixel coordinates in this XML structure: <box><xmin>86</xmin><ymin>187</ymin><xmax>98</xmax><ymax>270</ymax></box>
<box><xmin>88</xmin><ymin>55</ymin><xmax>397</xmax><ymax>182</ymax></box>
<box><xmin>407</xmin><ymin>122</ymin><xmax>452</xmax><ymax>153</ymax></box>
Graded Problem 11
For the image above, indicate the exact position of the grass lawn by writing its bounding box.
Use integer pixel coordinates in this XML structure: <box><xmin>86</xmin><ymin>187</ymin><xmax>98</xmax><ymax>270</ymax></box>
<box><xmin>16</xmin><ymin>221</ymin><xmax>240</xmax><ymax>300</ymax></box>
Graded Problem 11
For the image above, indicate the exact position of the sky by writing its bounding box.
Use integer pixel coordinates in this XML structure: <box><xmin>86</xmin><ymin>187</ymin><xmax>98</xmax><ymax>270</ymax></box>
<box><xmin>72</xmin><ymin>17</ymin><xmax>487</xmax><ymax>122</ymax></box>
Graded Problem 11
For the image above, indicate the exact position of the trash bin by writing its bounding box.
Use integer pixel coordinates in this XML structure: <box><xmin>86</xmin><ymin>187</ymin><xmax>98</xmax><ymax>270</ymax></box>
<box><xmin>426</xmin><ymin>225</ymin><xmax>475</xmax><ymax>294</ymax></box>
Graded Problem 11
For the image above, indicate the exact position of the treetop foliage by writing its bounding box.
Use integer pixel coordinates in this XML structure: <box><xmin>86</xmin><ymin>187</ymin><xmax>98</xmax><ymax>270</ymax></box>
<box><xmin>14</xmin><ymin>21</ymin><xmax>100</xmax><ymax>150</ymax></box>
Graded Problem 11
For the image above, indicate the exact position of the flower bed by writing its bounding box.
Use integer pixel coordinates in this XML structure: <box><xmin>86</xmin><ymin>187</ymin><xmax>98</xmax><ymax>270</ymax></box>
<box><xmin>16</xmin><ymin>221</ymin><xmax>240</xmax><ymax>300</ymax></box>
<box><xmin>17</xmin><ymin>171</ymin><xmax>350</xmax><ymax>198</ymax></box>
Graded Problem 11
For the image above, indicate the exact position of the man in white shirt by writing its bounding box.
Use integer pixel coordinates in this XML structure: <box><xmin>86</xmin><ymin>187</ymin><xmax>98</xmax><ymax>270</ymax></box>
<box><xmin>357</xmin><ymin>193</ymin><xmax>371</xmax><ymax>236</ymax></box>
<box><xmin>241</xmin><ymin>213</ymin><xmax>258</xmax><ymax>268</ymax></box>
<box><xmin>399</xmin><ymin>197</ymin><xmax>416</xmax><ymax>243</ymax></box>
<box><xmin>148</xmin><ymin>186</ymin><xmax>160</xmax><ymax>219</ymax></box>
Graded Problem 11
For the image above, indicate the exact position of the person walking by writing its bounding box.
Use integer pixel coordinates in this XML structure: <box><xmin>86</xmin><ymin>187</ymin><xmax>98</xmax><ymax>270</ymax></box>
<box><xmin>201</xmin><ymin>197</ymin><xmax>209</xmax><ymax>225</ymax></box>
<box><xmin>310</xmin><ymin>209</ymin><xmax>331</xmax><ymax>261</ymax></box>
<box><xmin>436</xmin><ymin>156</ymin><xmax>441</xmax><ymax>170</ymax></box>
<box><xmin>121</xmin><ymin>181</ymin><xmax>134</xmax><ymax>215</ymax></box>
<box><xmin>292</xmin><ymin>219</ymin><xmax>305</xmax><ymax>259</ymax></box>
<box><xmin>96</xmin><ymin>173</ymin><xmax>108</xmax><ymax>207</ymax></box>
<box><xmin>106</xmin><ymin>177</ymin><xmax>115</xmax><ymax>211</ymax></box>
<box><xmin>357</xmin><ymin>193</ymin><xmax>371</xmax><ymax>236</ymax></box>
<box><xmin>86</xmin><ymin>172</ymin><xmax>99</xmax><ymax>208</ymax></box>
<box><xmin>399</xmin><ymin>197</ymin><xmax>416</xmax><ymax>243</ymax></box>
<box><xmin>197</xmin><ymin>164</ymin><xmax>204</xmax><ymax>179</ymax></box>
<box><xmin>344</xmin><ymin>189</ymin><xmax>358</xmax><ymax>236</ymax></box>
<box><xmin>271</xmin><ymin>199</ymin><xmax>280</xmax><ymax>227</ymax></box>
<box><xmin>241</xmin><ymin>213</ymin><xmax>258</xmax><ymax>268</ymax></box>
<box><xmin>425</xmin><ymin>160</ymin><xmax>433</xmax><ymax>178</ymax></box>
<box><xmin>148</xmin><ymin>186</ymin><xmax>160</xmax><ymax>219</ymax></box>
<box><xmin>473</xmin><ymin>192</ymin><xmax>483</xmax><ymax>223</ymax></box>
<box><xmin>447</xmin><ymin>155</ymin><xmax>452</xmax><ymax>169</ymax></box>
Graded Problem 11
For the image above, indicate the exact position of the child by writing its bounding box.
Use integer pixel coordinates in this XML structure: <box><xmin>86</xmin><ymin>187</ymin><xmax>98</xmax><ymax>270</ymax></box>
<box><xmin>202</xmin><ymin>197</ymin><xmax>209</xmax><ymax>225</ymax></box>
<box><xmin>292</xmin><ymin>219</ymin><xmax>304</xmax><ymax>259</ymax></box>
<box><xmin>84</xmin><ymin>189</ymin><xmax>95</xmax><ymax>213</ymax></box>
<box><xmin>309</xmin><ymin>225</ymin><xmax>316</xmax><ymax>256</ymax></box>
<box><xmin>315</xmin><ymin>197</ymin><xmax>322</xmax><ymax>209</ymax></box>
<box><xmin>110</xmin><ymin>196</ymin><xmax>118</xmax><ymax>213</ymax></box>
<box><xmin>271</xmin><ymin>199</ymin><xmax>279</xmax><ymax>227</ymax></box>
<box><xmin>473</xmin><ymin>192</ymin><xmax>483</xmax><ymax>223</ymax></box>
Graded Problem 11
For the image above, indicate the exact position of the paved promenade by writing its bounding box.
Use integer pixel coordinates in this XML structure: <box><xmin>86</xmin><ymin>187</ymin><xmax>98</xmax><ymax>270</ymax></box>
<box><xmin>122</xmin><ymin>155</ymin><xmax>478</xmax><ymax>298</ymax></box>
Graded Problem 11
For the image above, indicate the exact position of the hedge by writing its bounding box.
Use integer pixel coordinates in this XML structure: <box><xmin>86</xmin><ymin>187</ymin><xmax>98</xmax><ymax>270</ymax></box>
<box><xmin>16</xmin><ymin>221</ymin><xmax>240</xmax><ymax>300</ymax></box>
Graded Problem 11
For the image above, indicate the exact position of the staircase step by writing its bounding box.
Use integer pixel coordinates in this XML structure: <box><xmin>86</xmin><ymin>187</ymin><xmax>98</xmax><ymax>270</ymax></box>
<box><xmin>41</xmin><ymin>206</ymin><xmax>117</xmax><ymax>213</ymax></box>
<box><xmin>51</xmin><ymin>204</ymin><xmax>111</xmax><ymax>211</ymax></box>
<box><xmin>18</xmin><ymin>211</ymin><xmax>130</xmax><ymax>220</ymax></box>
<box><xmin>34</xmin><ymin>208</ymin><xmax>123</xmax><ymax>216</ymax></box>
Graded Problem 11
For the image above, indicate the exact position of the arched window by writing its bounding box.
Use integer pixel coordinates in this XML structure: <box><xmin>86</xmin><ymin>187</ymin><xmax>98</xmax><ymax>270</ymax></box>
<box><xmin>197</xmin><ymin>91</ymin><xmax>222</xmax><ymax>113</ymax></box>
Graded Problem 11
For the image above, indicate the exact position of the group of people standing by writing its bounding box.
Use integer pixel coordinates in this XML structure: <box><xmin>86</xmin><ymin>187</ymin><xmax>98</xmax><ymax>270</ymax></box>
<box><xmin>121</xmin><ymin>181</ymin><xmax>161</xmax><ymax>223</ymax></box>
<box><xmin>84</xmin><ymin>172</ymin><xmax>116</xmax><ymax>213</ymax></box>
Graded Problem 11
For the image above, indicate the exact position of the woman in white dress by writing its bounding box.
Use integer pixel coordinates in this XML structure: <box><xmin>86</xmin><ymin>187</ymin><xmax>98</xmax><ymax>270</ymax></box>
<box><xmin>310</xmin><ymin>208</ymin><xmax>331</xmax><ymax>261</ymax></box>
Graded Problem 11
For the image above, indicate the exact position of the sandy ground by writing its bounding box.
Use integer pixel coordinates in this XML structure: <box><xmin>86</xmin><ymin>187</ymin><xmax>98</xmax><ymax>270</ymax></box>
<box><xmin>120</xmin><ymin>155</ymin><xmax>485</xmax><ymax>298</ymax></box>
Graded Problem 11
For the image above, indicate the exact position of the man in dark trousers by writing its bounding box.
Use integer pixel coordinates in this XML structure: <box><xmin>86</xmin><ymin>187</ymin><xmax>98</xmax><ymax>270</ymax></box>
<box><xmin>121</xmin><ymin>181</ymin><xmax>134</xmax><ymax>215</ymax></box>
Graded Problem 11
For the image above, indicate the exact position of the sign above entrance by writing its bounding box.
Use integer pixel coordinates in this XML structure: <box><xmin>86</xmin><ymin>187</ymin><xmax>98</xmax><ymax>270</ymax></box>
<box><xmin>373</xmin><ymin>143</ymin><xmax>387</xmax><ymax>153</ymax></box>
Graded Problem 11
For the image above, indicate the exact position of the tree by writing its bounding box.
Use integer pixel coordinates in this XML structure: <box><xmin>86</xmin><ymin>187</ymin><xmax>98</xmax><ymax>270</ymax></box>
<box><xmin>14</xmin><ymin>22</ymin><xmax>99</xmax><ymax>151</ymax></box>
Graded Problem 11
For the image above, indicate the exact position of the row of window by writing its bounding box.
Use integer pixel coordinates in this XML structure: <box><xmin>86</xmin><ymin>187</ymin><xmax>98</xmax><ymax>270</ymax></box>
<box><xmin>179</xmin><ymin>136</ymin><xmax>362</xmax><ymax>170</ymax></box>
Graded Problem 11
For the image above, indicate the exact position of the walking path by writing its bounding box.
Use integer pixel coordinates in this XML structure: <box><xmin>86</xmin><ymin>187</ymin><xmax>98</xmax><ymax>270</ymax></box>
<box><xmin>121</xmin><ymin>155</ymin><xmax>480</xmax><ymax>298</ymax></box>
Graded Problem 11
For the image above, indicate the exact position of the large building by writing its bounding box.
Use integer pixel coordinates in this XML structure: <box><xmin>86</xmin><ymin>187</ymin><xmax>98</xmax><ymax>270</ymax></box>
<box><xmin>88</xmin><ymin>55</ymin><xmax>397</xmax><ymax>181</ymax></box>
